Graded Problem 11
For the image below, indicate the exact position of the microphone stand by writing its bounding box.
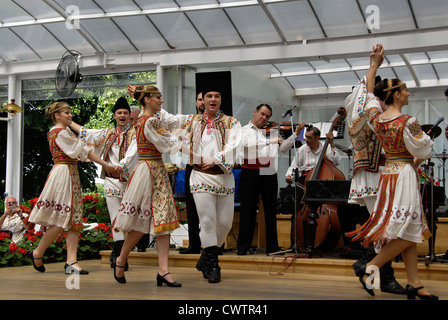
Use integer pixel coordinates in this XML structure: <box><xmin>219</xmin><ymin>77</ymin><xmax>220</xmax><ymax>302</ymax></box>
<box><xmin>423</xmin><ymin>157</ymin><xmax>437</xmax><ymax>266</ymax></box>
<box><xmin>269</xmin><ymin>112</ymin><xmax>300</xmax><ymax>257</ymax></box>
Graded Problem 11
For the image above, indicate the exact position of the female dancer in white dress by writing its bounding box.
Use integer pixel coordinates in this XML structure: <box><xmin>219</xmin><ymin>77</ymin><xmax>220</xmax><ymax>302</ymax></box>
<box><xmin>347</xmin><ymin>78</ymin><xmax>438</xmax><ymax>300</ymax></box>
<box><xmin>112</xmin><ymin>86</ymin><xmax>183</xmax><ymax>286</ymax></box>
<box><xmin>28</xmin><ymin>101</ymin><xmax>113</xmax><ymax>274</ymax></box>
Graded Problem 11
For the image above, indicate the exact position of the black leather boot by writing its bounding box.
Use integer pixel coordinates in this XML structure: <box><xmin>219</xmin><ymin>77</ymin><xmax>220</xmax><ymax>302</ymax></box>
<box><xmin>196</xmin><ymin>250</ymin><xmax>209</xmax><ymax>279</ymax></box>
<box><xmin>380</xmin><ymin>260</ymin><xmax>405</xmax><ymax>294</ymax></box>
<box><xmin>204</xmin><ymin>246</ymin><xmax>221</xmax><ymax>283</ymax></box>
<box><xmin>352</xmin><ymin>246</ymin><xmax>405</xmax><ymax>295</ymax></box>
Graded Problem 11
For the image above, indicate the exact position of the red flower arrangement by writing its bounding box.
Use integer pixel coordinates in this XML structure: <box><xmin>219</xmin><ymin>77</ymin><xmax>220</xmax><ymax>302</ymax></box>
<box><xmin>0</xmin><ymin>232</ymin><xmax>11</xmax><ymax>241</ymax></box>
<box><xmin>417</xmin><ymin>167</ymin><xmax>440</xmax><ymax>186</ymax></box>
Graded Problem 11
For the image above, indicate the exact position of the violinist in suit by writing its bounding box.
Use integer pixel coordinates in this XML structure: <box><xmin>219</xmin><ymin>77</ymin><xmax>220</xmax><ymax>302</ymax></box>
<box><xmin>237</xmin><ymin>104</ymin><xmax>283</xmax><ymax>255</ymax></box>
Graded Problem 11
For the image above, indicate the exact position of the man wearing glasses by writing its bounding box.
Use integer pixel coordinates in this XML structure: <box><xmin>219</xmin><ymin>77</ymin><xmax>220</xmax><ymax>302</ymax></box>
<box><xmin>0</xmin><ymin>196</ymin><xmax>32</xmax><ymax>243</ymax></box>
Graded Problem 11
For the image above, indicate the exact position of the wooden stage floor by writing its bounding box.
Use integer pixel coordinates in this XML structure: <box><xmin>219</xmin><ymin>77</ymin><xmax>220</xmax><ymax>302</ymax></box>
<box><xmin>0</xmin><ymin>249</ymin><xmax>447</xmax><ymax>302</ymax></box>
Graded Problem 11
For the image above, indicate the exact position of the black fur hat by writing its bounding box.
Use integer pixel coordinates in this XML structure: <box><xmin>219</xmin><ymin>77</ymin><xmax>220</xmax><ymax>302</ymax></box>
<box><xmin>113</xmin><ymin>97</ymin><xmax>130</xmax><ymax>113</ymax></box>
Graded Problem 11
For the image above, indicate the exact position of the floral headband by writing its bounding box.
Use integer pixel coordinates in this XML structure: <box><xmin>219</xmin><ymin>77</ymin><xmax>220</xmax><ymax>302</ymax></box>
<box><xmin>135</xmin><ymin>85</ymin><xmax>161</xmax><ymax>102</ymax></box>
<box><xmin>383</xmin><ymin>79</ymin><xmax>406</xmax><ymax>101</ymax></box>
<box><xmin>45</xmin><ymin>102</ymin><xmax>70</xmax><ymax>119</ymax></box>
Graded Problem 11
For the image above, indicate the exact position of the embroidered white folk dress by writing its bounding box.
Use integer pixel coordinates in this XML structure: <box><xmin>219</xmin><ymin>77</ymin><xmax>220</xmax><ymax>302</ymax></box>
<box><xmin>113</xmin><ymin>115</ymin><xmax>182</xmax><ymax>235</ymax></box>
<box><xmin>345</xmin><ymin>78</ymin><xmax>384</xmax><ymax>207</ymax></box>
<box><xmin>29</xmin><ymin>126</ymin><xmax>91</xmax><ymax>231</ymax></box>
<box><xmin>347</xmin><ymin>110</ymin><xmax>433</xmax><ymax>251</ymax></box>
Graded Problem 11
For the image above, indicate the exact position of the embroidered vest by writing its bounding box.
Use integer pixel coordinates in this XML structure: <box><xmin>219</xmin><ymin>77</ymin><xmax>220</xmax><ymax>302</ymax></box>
<box><xmin>188</xmin><ymin>113</ymin><xmax>233</xmax><ymax>155</ymax></box>
<box><xmin>100</xmin><ymin>125</ymin><xmax>136</xmax><ymax>181</ymax></box>
<box><xmin>48</xmin><ymin>128</ymin><xmax>77</xmax><ymax>165</ymax></box>
<box><xmin>136</xmin><ymin>115</ymin><xmax>162</xmax><ymax>160</ymax></box>
<box><xmin>373</xmin><ymin>114</ymin><xmax>413</xmax><ymax>159</ymax></box>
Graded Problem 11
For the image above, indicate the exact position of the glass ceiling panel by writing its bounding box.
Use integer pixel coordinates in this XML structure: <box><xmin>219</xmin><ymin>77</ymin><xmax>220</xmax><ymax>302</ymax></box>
<box><xmin>355</xmin><ymin>67</ymin><xmax>397</xmax><ymax>81</ymax></box>
<box><xmin>94</xmin><ymin>0</ymin><xmax>140</xmax><ymax>13</ymax></box>
<box><xmin>114</xmin><ymin>16</ymin><xmax>171</xmax><ymax>52</ymax></box>
<box><xmin>413</xmin><ymin>64</ymin><xmax>437</xmax><ymax>81</ymax></box>
<box><xmin>346</xmin><ymin>57</ymin><xmax>370</xmax><ymax>68</ymax></box>
<box><xmin>310</xmin><ymin>0</ymin><xmax>367</xmax><ymax>37</ymax></box>
<box><xmin>309</xmin><ymin>59</ymin><xmax>350</xmax><ymax>71</ymax></box>
<box><xmin>393</xmin><ymin>66</ymin><xmax>415</xmax><ymax>84</ymax></box>
<box><xmin>12</xmin><ymin>25</ymin><xmax>66</xmax><ymax>59</ymax></box>
<box><xmin>15</xmin><ymin>0</ymin><xmax>59</xmax><ymax>20</ymax></box>
<box><xmin>185</xmin><ymin>10</ymin><xmax>244</xmax><ymax>47</ymax></box>
<box><xmin>0</xmin><ymin>1</ymin><xmax>33</xmax><ymax>23</ymax></box>
<box><xmin>176</xmin><ymin>0</ymin><xmax>218</xmax><ymax>6</ymax></box>
<box><xmin>45</xmin><ymin>22</ymin><xmax>97</xmax><ymax>55</ymax></box>
<box><xmin>385</xmin><ymin>54</ymin><xmax>403</xmax><ymax>65</ymax></box>
<box><xmin>269</xmin><ymin>1</ymin><xmax>325</xmax><ymax>41</ymax></box>
<box><xmin>320</xmin><ymin>71</ymin><xmax>359</xmax><ymax>87</ymax></box>
<box><xmin>405</xmin><ymin>52</ymin><xmax>429</xmax><ymax>63</ymax></box>
<box><xmin>225</xmin><ymin>6</ymin><xmax>282</xmax><ymax>44</ymax></box>
<box><xmin>81</xmin><ymin>19</ymin><xmax>137</xmax><ymax>53</ymax></box>
<box><xmin>134</xmin><ymin>0</ymin><xmax>178</xmax><ymax>10</ymax></box>
<box><xmin>358</xmin><ymin>0</ymin><xmax>416</xmax><ymax>33</ymax></box>
<box><xmin>55</xmin><ymin>0</ymin><xmax>104</xmax><ymax>15</ymax></box>
<box><xmin>275</xmin><ymin>62</ymin><xmax>315</xmax><ymax>74</ymax></box>
<box><xmin>411</xmin><ymin>0</ymin><xmax>448</xmax><ymax>28</ymax></box>
<box><xmin>149</xmin><ymin>12</ymin><xmax>205</xmax><ymax>49</ymax></box>
<box><xmin>433</xmin><ymin>63</ymin><xmax>448</xmax><ymax>79</ymax></box>
<box><xmin>0</xmin><ymin>29</ymin><xmax>39</xmax><ymax>61</ymax></box>
<box><xmin>288</xmin><ymin>75</ymin><xmax>326</xmax><ymax>90</ymax></box>
<box><xmin>427</xmin><ymin>50</ymin><xmax>448</xmax><ymax>61</ymax></box>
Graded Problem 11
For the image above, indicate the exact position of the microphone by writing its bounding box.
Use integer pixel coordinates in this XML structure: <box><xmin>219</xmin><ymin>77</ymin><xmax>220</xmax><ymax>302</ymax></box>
<box><xmin>282</xmin><ymin>105</ymin><xmax>297</xmax><ymax>118</ymax></box>
<box><xmin>428</xmin><ymin>116</ymin><xmax>445</xmax><ymax>135</ymax></box>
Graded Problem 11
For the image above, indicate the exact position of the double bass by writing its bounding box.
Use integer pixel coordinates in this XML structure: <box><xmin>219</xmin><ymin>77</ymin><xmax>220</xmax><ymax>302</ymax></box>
<box><xmin>295</xmin><ymin>107</ymin><xmax>349</xmax><ymax>256</ymax></box>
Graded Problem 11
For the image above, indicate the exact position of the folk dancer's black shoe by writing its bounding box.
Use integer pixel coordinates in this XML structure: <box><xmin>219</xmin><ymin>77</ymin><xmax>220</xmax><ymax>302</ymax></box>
<box><xmin>113</xmin><ymin>263</ymin><xmax>126</xmax><ymax>284</ymax></box>
<box><xmin>64</xmin><ymin>261</ymin><xmax>89</xmax><ymax>275</ymax></box>
<box><xmin>406</xmin><ymin>285</ymin><xmax>438</xmax><ymax>300</ymax></box>
<box><xmin>28</xmin><ymin>251</ymin><xmax>45</xmax><ymax>273</ymax></box>
<box><xmin>353</xmin><ymin>262</ymin><xmax>374</xmax><ymax>296</ymax></box>
<box><xmin>157</xmin><ymin>272</ymin><xmax>182</xmax><ymax>287</ymax></box>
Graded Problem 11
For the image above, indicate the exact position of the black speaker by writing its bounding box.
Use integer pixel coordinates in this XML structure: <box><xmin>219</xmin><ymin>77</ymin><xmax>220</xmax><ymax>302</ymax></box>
<box><xmin>195</xmin><ymin>71</ymin><xmax>232</xmax><ymax>116</ymax></box>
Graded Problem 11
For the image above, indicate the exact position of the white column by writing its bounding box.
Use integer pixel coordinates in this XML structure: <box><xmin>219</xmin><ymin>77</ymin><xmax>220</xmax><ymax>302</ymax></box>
<box><xmin>177</xmin><ymin>66</ymin><xmax>184</xmax><ymax>114</ymax></box>
<box><xmin>156</xmin><ymin>64</ymin><xmax>165</xmax><ymax>96</ymax></box>
<box><xmin>4</xmin><ymin>75</ymin><xmax>23</xmax><ymax>201</ymax></box>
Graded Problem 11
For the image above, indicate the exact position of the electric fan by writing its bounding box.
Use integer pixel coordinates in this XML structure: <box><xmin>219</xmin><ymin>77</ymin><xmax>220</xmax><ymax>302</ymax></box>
<box><xmin>55</xmin><ymin>50</ymin><xmax>83</xmax><ymax>97</ymax></box>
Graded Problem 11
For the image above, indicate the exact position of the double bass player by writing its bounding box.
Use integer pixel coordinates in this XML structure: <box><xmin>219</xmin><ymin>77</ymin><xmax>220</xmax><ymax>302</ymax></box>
<box><xmin>281</xmin><ymin>122</ymin><xmax>341</xmax><ymax>248</ymax></box>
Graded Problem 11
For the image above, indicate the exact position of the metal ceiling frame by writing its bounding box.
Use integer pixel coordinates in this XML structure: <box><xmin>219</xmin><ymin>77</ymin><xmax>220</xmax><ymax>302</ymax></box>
<box><xmin>0</xmin><ymin>0</ymin><xmax>447</xmax><ymax>96</ymax></box>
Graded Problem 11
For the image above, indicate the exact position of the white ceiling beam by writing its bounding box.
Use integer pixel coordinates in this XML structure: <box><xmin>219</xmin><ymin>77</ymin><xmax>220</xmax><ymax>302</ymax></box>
<box><xmin>269</xmin><ymin>57</ymin><xmax>448</xmax><ymax>78</ymax></box>
<box><xmin>257</xmin><ymin>0</ymin><xmax>288</xmax><ymax>44</ymax></box>
<box><xmin>2</xmin><ymin>29</ymin><xmax>448</xmax><ymax>79</ymax></box>
<box><xmin>156</xmin><ymin>29</ymin><xmax>448</xmax><ymax>67</ymax></box>
<box><xmin>295</xmin><ymin>79</ymin><xmax>448</xmax><ymax>98</ymax></box>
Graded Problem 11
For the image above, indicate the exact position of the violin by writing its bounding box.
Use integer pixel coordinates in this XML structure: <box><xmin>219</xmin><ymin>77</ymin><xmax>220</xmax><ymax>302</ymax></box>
<box><xmin>295</xmin><ymin>107</ymin><xmax>346</xmax><ymax>253</ymax></box>
<box><xmin>263</xmin><ymin>121</ymin><xmax>313</xmax><ymax>133</ymax></box>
